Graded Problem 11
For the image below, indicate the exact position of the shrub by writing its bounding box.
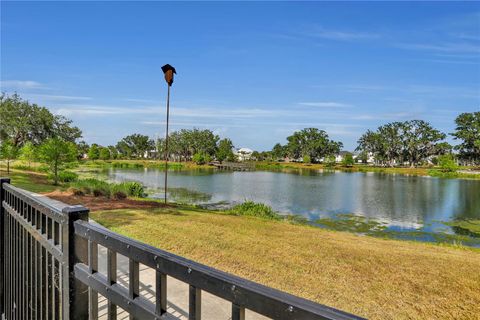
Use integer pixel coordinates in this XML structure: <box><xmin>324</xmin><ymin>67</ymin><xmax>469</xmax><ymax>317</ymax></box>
<box><xmin>37</xmin><ymin>165</ymin><xmax>50</xmax><ymax>173</ymax></box>
<box><xmin>68</xmin><ymin>187</ymin><xmax>84</xmax><ymax>196</ymax></box>
<box><xmin>192</xmin><ymin>153</ymin><xmax>205</xmax><ymax>165</ymax></box>
<box><xmin>57</xmin><ymin>171</ymin><xmax>79</xmax><ymax>182</ymax></box>
<box><xmin>302</xmin><ymin>155</ymin><xmax>312</xmax><ymax>164</ymax></box>
<box><xmin>228</xmin><ymin>201</ymin><xmax>280</xmax><ymax>220</ymax></box>
<box><xmin>112</xmin><ymin>181</ymin><xmax>145</xmax><ymax>197</ymax></box>
<box><xmin>324</xmin><ymin>155</ymin><xmax>336</xmax><ymax>168</ymax></box>
<box><xmin>48</xmin><ymin>171</ymin><xmax>78</xmax><ymax>183</ymax></box>
<box><xmin>70</xmin><ymin>178</ymin><xmax>145</xmax><ymax>199</ymax></box>
<box><xmin>342</xmin><ymin>153</ymin><xmax>354</xmax><ymax>167</ymax></box>
<box><xmin>71</xmin><ymin>178</ymin><xmax>110</xmax><ymax>196</ymax></box>
<box><xmin>93</xmin><ymin>188</ymin><xmax>107</xmax><ymax>197</ymax></box>
<box><xmin>438</xmin><ymin>154</ymin><xmax>459</xmax><ymax>172</ymax></box>
<box><xmin>121</xmin><ymin>182</ymin><xmax>144</xmax><ymax>197</ymax></box>
<box><xmin>113</xmin><ymin>191</ymin><xmax>127</xmax><ymax>200</ymax></box>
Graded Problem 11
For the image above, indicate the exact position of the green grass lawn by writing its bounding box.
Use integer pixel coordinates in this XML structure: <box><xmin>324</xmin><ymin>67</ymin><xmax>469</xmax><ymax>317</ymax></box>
<box><xmin>0</xmin><ymin>169</ymin><xmax>63</xmax><ymax>193</ymax></box>
<box><xmin>91</xmin><ymin>207</ymin><xmax>480</xmax><ymax>320</ymax></box>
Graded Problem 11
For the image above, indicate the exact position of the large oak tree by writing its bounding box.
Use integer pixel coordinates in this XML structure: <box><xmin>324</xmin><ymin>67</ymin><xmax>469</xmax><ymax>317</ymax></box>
<box><xmin>0</xmin><ymin>93</ymin><xmax>82</xmax><ymax>147</ymax></box>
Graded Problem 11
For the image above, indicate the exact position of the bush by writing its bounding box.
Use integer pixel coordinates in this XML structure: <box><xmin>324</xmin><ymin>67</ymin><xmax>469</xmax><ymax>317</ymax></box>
<box><xmin>192</xmin><ymin>153</ymin><xmax>205</xmax><ymax>165</ymax></box>
<box><xmin>93</xmin><ymin>188</ymin><xmax>108</xmax><ymax>197</ymax></box>
<box><xmin>113</xmin><ymin>191</ymin><xmax>127</xmax><ymax>200</ymax></box>
<box><xmin>438</xmin><ymin>154</ymin><xmax>458</xmax><ymax>172</ymax></box>
<box><xmin>48</xmin><ymin>170</ymin><xmax>78</xmax><ymax>183</ymax></box>
<box><xmin>68</xmin><ymin>187</ymin><xmax>84</xmax><ymax>196</ymax></box>
<box><xmin>59</xmin><ymin>171</ymin><xmax>79</xmax><ymax>182</ymax></box>
<box><xmin>37</xmin><ymin>165</ymin><xmax>50</xmax><ymax>173</ymax></box>
<box><xmin>71</xmin><ymin>178</ymin><xmax>110</xmax><ymax>196</ymax></box>
<box><xmin>192</xmin><ymin>153</ymin><xmax>213</xmax><ymax>165</ymax></box>
<box><xmin>70</xmin><ymin>178</ymin><xmax>145</xmax><ymax>198</ymax></box>
<box><xmin>113</xmin><ymin>181</ymin><xmax>145</xmax><ymax>197</ymax></box>
<box><xmin>342</xmin><ymin>153</ymin><xmax>354</xmax><ymax>167</ymax></box>
<box><xmin>302</xmin><ymin>155</ymin><xmax>312</xmax><ymax>164</ymax></box>
<box><xmin>228</xmin><ymin>201</ymin><xmax>280</xmax><ymax>220</ymax></box>
<box><xmin>123</xmin><ymin>182</ymin><xmax>144</xmax><ymax>197</ymax></box>
<box><xmin>324</xmin><ymin>155</ymin><xmax>336</xmax><ymax>168</ymax></box>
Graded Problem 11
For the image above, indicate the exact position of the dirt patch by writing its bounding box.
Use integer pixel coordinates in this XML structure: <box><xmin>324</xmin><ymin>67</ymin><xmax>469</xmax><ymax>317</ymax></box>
<box><xmin>43</xmin><ymin>190</ymin><xmax>169</xmax><ymax>211</ymax></box>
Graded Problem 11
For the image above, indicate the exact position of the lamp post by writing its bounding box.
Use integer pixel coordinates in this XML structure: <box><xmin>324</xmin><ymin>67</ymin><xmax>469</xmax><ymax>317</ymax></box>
<box><xmin>161</xmin><ymin>64</ymin><xmax>176</xmax><ymax>203</ymax></box>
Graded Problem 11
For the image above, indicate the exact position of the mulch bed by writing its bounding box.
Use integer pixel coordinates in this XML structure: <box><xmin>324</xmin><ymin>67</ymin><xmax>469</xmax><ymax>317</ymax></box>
<box><xmin>44</xmin><ymin>191</ymin><xmax>169</xmax><ymax>211</ymax></box>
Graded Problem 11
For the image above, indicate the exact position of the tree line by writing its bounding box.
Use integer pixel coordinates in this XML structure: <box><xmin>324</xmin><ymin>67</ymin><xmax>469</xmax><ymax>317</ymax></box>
<box><xmin>1</xmin><ymin>93</ymin><xmax>479</xmax><ymax>177</ymax></box>
<box><xmin>354</xmin><ymin>116</ymin><xmax>479</xmax><ymax>167</ymax></box>
<box><xmin>84</xmin><ymin>129</ymin><xmax>236</xmax><ymax>164</ymax></box>
<box><xmin>257</xmin><ymin>115</ymin><xmax>479</xmax><ymax>166</ymax></box>
<box><xmin>355</xmin><ymin>120</ymin><xmax>450</xmax><ymax>167</ymax></box>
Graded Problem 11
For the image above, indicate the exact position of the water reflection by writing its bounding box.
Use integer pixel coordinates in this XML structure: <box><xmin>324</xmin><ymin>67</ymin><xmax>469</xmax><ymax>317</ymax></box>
<box><xmin>107</xmin><ymin>168</ymin><xmax>480</xmax><ymax>226</ymax></box>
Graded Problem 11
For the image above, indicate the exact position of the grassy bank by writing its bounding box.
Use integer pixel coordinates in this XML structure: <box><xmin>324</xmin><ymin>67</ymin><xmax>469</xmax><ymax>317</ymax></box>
<box><xmin>253</xmin><ymin>161</ymin><xmax>480</xmax><ymax>179</ymax></box>
<box><xmin>77</xmin><ymin>159</ymin><xmax>480</xmax><ymax>179</ymax></box>
<box><xmin>78</xmin><ymin>159</ymin><xmax>214</xmax><ymax>170</ymax></box>
<box><xmin>91</xmin><ymin>206</ymin><xmax>480</xmax><ymax>319</ymax></box>
<box><xmin>4</xmin><ymin>159</ymin><xmax>479</xmax><ymax>180</ymax></box>
<box><xmin>0</xmin><ymin>168</ymin><xmax>63</xmax><ymax>193</ymax></box>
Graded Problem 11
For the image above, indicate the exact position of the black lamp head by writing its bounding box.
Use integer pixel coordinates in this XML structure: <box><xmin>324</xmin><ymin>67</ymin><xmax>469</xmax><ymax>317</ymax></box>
<box><xmin>161</xmin><ymin>64</ymin><xmax>176</xmax><ymax>86</ymax></box>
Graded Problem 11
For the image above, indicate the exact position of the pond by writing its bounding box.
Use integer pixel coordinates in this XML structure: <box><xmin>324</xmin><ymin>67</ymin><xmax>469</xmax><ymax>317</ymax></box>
<box><xmin>105</xmin><ymin>168</ymin><xmax>480</xmax><ymax>246</ymax></box>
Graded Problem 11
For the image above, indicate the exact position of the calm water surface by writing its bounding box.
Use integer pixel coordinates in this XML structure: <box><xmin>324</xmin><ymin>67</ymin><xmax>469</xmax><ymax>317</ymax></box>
<box><xmin>107</xmin><ymin>168</ymin><xmax>480</xmax><ymax>231</ymax></box>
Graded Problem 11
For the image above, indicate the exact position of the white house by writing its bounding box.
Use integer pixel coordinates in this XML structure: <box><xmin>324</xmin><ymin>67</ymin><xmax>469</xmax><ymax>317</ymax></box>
<box><xmin>234</xmin><ymin>147</ymin><xmax>253</xmax><ymax>161</ymax></box>
<box><xmin>144</xmin><ymin>149</ymin><xmax>159</xmax><ymax>159</ymax></box>
<box><xmin>335</xmin><ymin>151</ymin><xmax>351</xmax><ymax>163</ymax></box>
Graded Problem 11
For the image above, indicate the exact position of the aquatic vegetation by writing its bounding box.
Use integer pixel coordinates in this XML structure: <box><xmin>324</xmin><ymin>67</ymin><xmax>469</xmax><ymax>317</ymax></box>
<box><xmin>315</xmin><ymin>213</ymin><xmax>480</xmax><ymax>247</ymax></box>
<box><xmin>315</xmin><ymin>214</ymin><xmax>387</xmax><ymax>234</ymax></box>
<box><xmin>166</xmin><ymin>187</ymin><xmax>212</xmax><ymax>203</ymax></box>
<box><xmin>426</xmin><ymin>168</ymin><xmax>480</xmax><ymax>179</ymax></box>
<box><xmin>283</xmin><ymin>214</ymin><xmax>309</xmax><ymax>225</ymax></box>
<box><xmin>445</xmin><ymin>220</ymin><xmax>480</xmax><ymax>238</ymax></box>
<box><xmin>228</xmin><ymin>201</ymin><xmax>280</xmax><ymax>220</ymax></box>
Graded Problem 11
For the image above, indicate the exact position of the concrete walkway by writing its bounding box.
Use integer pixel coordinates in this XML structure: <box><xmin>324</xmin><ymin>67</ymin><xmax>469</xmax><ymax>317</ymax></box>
<box><xmin>96</xmin><ymin>243</ymin><xmax>269</xmax><ymax>320</ymax></box>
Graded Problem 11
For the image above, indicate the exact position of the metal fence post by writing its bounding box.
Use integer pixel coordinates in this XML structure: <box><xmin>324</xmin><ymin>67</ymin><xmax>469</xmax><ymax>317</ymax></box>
<box><xmin>0</xmin><ymin>177</ymin><xmax>10</xmax><ymax>317</ymax></box>
<box><xmin>63</xmin><ymin>205</ymin><xmax>89</xmax><ymax>320</ymax></box>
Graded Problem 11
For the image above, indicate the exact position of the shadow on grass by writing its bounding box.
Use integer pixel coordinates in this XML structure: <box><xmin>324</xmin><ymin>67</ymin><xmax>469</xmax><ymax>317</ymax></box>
<box><xmin>91</xmin><ymin>210</ymin><xmax>142</xmax><ymax>229</ymax></box>
<box><xmin>0</xmin><ymin>169</ymin><xmax>60</xmax><ymax>193</ymax></box>
<box><xmin>92</xmin><ymin>207</ymin><xmax>186</xmax><ymax>229</ymax></box>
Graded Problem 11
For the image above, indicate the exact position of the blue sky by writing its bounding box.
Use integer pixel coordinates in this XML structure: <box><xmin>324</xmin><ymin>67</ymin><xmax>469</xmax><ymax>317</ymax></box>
<box><xmin>1</xmin><ymin>1</ymin><xmax>479</xmax><ymax>151</ymax></box>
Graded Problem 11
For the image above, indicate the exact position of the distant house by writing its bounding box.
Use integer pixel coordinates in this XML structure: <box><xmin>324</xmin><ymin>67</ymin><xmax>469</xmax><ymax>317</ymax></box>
<box><xmin>354</xmin><ymin>152</ymin><xmax>376</xmax><ymax>165</ymax></box>
<box><xmin>335</xmin><ymin>151</ymin><xmax>352</xmax><ymax>163</ymax></box>
<box><xmin>144</xmin><ymin>149</ymin><xmax>159</xmax><ymax>159</ymax></box>
<box><xmin>234</xmin><ymin>147</ymin><xmax>253</xmax><ymax>161</ymax></box>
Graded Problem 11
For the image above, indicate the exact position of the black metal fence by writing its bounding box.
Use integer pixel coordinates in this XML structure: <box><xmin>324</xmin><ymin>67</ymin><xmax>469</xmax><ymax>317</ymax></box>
<box><xmin>0</xmin><ymin>178</ymin><xmax>364</xmax><ymax>320</ymax></box>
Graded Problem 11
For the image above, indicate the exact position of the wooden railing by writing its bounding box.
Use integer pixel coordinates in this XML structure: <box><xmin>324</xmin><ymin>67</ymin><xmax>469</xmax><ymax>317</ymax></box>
<box><xmin>0</xmin><ymin>178</ymin><xmax>364</xmax><ymax>320</ymax></box>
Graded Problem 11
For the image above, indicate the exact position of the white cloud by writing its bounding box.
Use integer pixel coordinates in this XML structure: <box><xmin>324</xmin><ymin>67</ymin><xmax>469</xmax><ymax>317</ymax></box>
<box><xmin>123</xmin><ymin>98</ymin><xmax>158</xmax><ymax>103</ymax></box>
<box><xmin>298</xmin><ymin>102</ymin><xmax>352</xmax><ymax>108</ymax></box>
<box><xmin>53</xmin><ymin>104</ymin><xmax>284</xmax><ymax>119</ymax></box>
<box><xmin>306</xmin><ymin>26</ymin><xmax>380</xmax><ymax>41</ymax></box>
<box><xmin>0</xmin><ymin>80</ymin><xmax>45</xmax><ymax>89</ymax></box>
<box><xmin>23</xmin><ymin>94</ymin><xmax>92</xmax><ymax>101</ymax></box>
<box><xmin>351</xmin><ymin>111</ymin><xmax>424</xmax><ymax>121</ymax></box>
<box><xmin>395</xmin><ymin>42</ymin><xmax>480</xmax><ymax>54</ymax></box>
<box><xmin>141</xmin><ymin>121</ymin><xmax>246</xmax><ymax>128</ymax></box>
<box><xmin>450</xmin><ymin>33</ymin><xmax>480</xmax><ymax>41</ymax></box>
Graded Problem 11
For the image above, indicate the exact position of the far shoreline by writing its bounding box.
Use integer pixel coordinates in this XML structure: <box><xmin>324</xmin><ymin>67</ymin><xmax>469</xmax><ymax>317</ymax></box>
<box><xmin>76</xmin><ymin>159</ymin><xmax>480</xmax><ymax>180</ymax></box>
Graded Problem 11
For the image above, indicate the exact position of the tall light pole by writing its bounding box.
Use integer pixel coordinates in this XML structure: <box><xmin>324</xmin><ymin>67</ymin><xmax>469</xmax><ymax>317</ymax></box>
<box><xmin>161</xmin><ymin>64</ymin><xmax>176</xmax><ymax>203</ymax></box>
